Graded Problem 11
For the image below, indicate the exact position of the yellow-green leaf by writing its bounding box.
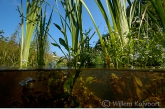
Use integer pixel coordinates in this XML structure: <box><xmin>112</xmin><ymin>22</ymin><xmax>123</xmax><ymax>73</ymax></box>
<box><xmin>134</xmin><ymin>76</ymin><xmax>143</xmax><ymax>87</ymax></box>
<box><xmin>86</xmin><ymin>76</ymin><xmax>94</xmax><ymax>84</ymax></box>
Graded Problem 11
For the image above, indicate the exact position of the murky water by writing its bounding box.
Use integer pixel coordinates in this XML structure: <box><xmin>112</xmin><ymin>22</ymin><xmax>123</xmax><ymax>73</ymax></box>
<box><xmin>0</xmin><ymin>68</ymin><xmax>165</xmax><ymax>107</ymax></box>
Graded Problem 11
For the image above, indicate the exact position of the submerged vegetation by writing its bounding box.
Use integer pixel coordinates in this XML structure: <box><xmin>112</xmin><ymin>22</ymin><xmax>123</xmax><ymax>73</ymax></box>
<box><xmin>1</xmin><ymin>0</ymin><xmax>165</xmax><ymax>108</ymax></box>
<box><xmin>0</xmin><ymin>69</ymin><xmax>164</xmax><ymax>108</ymax></box>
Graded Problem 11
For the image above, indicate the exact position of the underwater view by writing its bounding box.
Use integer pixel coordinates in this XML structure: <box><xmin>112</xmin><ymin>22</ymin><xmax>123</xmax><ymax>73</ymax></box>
<box><xmin>1</xmin><ymin>0</ymin><xmax>165</xmax><ymax>108</ymax></box>
<box><xmin>0</xmin><ymin>69</ymin><xmax>165</xmax><ymax>108</ymax></box>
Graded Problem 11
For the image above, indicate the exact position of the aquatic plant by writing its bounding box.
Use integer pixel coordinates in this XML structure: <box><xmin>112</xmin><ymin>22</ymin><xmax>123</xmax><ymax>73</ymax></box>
<box><xmin>17</xmin><ymin>71</ymin><xmax>81</xmax><ymax>107</ymax></box>
<box><xmin>4</xmin><ymin>70</ymin><xmax>164</xmax><ymax>108</ymax></box>
<box><xmin>35</xmin><ymin>5</ymin><xmax>53</xmax><ymax>67</ymax></box>
<box><xmin>72</xmin><ymin>76</ymin><xmax>102</xmax><ymax>108</ymax></box>
<box><xmin>150</xmin><ymin>0</ymin><xmax>165</xmax><ymax>33</ymax></box>
<box><xmin>17</xmin><ymin>0</ymin><xmax>43</xmax><ymax>68</ymax></box>
<box><xmin>80</xmin><ymin>0</ymin><xmax>137</xmax><ymax>68</ymax></box>
<box><xmin>45</xmin><ymin>1</ymin><xmax>86</xmax><ymax>101</ymax></box>
<box><xmin>80</xmin><ymin>70</ymin><xmax>165</xmax><ymax>107</ymax></box>
<box><xmin>49</xmin><ymin>0</ymin><xmax>89</xmax><ymax>70</ymax></box>
<box><xmin>81</xmin><ymin>0</ymin><xmax>165</xmax><ymax>68</ymax></box>
<box><xmin>80</xmin><ymin>0</ymin><xmax>110</xmax><ymax>68</ymax></box>
<box><xmin>81</xmin><ymin>28</ymin><xmax>98</xmax><ymax>68</ymax></box>
<box><xmin>86</xmin><ymin>76</ymin><xmax>94</xmax><ymax>84</ymax></box>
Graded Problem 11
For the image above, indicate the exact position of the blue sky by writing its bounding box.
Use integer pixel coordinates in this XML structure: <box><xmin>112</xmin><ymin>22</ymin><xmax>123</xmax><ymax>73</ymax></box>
<box><xmin>0</xmin><ymin>0</ymin><xmax>112</xmax><ymax>56</ymax></box>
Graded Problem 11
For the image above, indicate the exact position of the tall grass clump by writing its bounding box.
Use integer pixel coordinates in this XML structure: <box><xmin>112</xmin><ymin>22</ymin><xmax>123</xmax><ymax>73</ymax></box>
<box><xmin>17</xmin><ymin>0</ymin><xmax>43</xmax><ymax>68</ymax></box>
<box><xmin>36</xmin><ymin>5</ymin><xmax>53</xmax><ymax>67</ymax></box>
<box><xmin>48</xmin><ymin>0</ymin><xmax>87</xmax><ymax>69</ymax></box>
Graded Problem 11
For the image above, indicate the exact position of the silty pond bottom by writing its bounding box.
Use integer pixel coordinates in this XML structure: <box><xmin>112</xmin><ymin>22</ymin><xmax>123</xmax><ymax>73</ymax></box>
<box><xmin>0</xmin><ymin>68</ymin><xmax>165</xmax><ymax>108</ymax></box>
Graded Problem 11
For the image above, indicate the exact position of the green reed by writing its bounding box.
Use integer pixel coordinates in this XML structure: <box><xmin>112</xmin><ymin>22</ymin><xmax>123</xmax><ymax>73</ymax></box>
<box><xmin>36</xmin><ymin>5</ymin><xmax>53</xmax><ymax>67</ymax></box>
<box><xmin>18</xmin><ymin>0</ymin><xmax>43</xmax><ymax>68</ymax></box>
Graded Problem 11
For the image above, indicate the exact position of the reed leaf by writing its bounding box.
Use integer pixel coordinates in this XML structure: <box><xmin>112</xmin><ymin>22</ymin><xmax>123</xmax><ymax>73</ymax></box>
<box><xmin>19</xmin><ymin>0</ymin><xmax>24</xmax><ymax>68</ymax></box>
<box><xmin>80</xmin><ymin>0</ymin><xmax>110</xmax><ymax>67</ymax></box>
<box><xmin>146</xmin><ymin>10</ymin><xmax>160</xmax><ymax>27</ymax></box>
<box><xmin>129</xmin><ymin>0</ymin><xmax>137</xmax><ymax>28</ymax></box>
<box><xmin>139</xmin><ymin>5</ymin><xmax>148</xmax><ymax>30</ymax></box>
<box><xmin>150</xmin><ymin>0</ymin><xmax>165</xmax><ymax>32</ymax></box>
<box><xmin>51</xmin><ymin>0</ymin><xmax>84</xmax><ymax>69</ymax></box>
<box><xmin>36</xmin><ymin>5</ymin><xmax>53</xmax><ymax>67</ymax></box>
<box><xmin>19</xmin><ymin>0</ymin><xmax>43</xmax><ymax>68</ymax></box>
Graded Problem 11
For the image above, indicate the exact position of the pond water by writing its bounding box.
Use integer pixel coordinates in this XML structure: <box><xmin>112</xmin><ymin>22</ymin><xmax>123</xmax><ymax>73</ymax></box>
<box><xmin>0</xmin><ymin>68</ymin><xmax>164</xmax><ymax>108</ymax></box>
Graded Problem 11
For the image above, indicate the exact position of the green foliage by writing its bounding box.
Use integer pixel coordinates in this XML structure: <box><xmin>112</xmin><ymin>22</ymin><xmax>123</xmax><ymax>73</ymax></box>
<box><xmin>80</xmin><ymin>0</ymin><xmax>111</xmax><ymax>68</ymax></box>
<box><xmin>91</xmin><ymin>0</ymin><xmax>165</xmax><ymax>68</ymax></box>
<box><xmin>0</xmin><ymin>29</ymin><xmax>20</xmax><ymax>67</ymax></box>
<box><xmin>150</xmin><ymin>0</ymin><xmax>165</xmax><ymax>32</ymax></box>
<box><xmin>51</xmin><ymin>0</ymin><xmax>92</xmax><ymax>69</ymax></box>
<box><xmin>17</xmin><ymin>0</ymin><xmax>43</xmax><ymax>68</ymax></box>
<box><xmin>36</xmin><ymin>5</ymin><xmax>53</xmax><ymax>67</ymax></box>
<box><xmin>2</xmin><ymin>0</ymin><xmax>165</xmax><ymax>69</ymax></box>
<box><xmin>86</xmin><ymin>76</ymin><xmax>94</xmax><ymax>84</ymax></box>
<box><xmin>80</xmin><ymin>0</ymin><xmax>138</xmax><ymax>68</ymax></box>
